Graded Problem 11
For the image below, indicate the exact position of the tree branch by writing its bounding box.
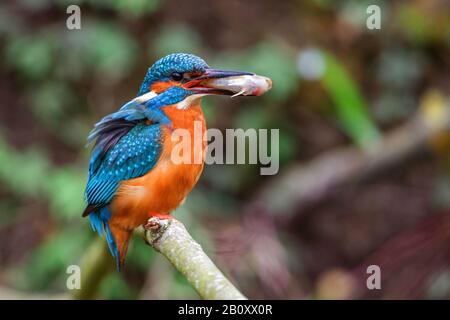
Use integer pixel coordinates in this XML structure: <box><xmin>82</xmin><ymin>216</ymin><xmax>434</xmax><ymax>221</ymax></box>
<box><xmin>144</xmin><ymin>217</ymin><xmax>247</xmax><ymax>300</ymax></box>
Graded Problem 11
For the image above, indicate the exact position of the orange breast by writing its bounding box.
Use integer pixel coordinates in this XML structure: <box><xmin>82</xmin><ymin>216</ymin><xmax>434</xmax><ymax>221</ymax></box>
<box><xmin>109</xmin><ymin>101</ymin><xmax>207</xmax><ymax>230</ymax></box>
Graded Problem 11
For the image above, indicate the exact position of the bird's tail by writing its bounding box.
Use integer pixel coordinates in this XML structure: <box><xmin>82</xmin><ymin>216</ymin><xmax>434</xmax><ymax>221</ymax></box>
<box><xmin>88</xmin><ymin>207</ymin><xmax>130</xmax><ymax>271</ymax></box>
<box><xmin>109</xmin><ymin>223</ymin><xmax>131</xmax><ymax>271</ymax></box>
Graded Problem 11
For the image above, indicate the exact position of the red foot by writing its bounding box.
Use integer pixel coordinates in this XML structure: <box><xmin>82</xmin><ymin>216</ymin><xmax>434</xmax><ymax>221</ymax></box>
<box><xmin>144</xmin><ymin>213</ymin><xmax>173</xmax><ymax>230</ymax></box>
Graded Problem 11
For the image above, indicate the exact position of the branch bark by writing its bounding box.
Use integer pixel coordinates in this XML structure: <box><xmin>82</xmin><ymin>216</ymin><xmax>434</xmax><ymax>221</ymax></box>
<box><xmin>144</xmin><ymin>217</ymin><xmax>247</xmax><ymax>300</ymax></box>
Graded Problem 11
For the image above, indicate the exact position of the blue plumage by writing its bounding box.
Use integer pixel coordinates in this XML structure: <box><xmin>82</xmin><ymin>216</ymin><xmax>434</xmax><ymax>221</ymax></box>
<box><xmin>88</xmin><ymin>207</ymin><xmax>118</xmax><ymax>262</ymax></box>
<box><xmin>86</xmin><ymin>123</ymin><xmax>162</xmax><ymax>207</ymax></box>
<box><xmin>87</xmin><ymin>86</ymin><xmax>194</xmax><ymax>146</ymax></box>
<box><xmin>85</xmin><ymin>123</ymin><xmax>162</xmax><ymax>270</ymax></box>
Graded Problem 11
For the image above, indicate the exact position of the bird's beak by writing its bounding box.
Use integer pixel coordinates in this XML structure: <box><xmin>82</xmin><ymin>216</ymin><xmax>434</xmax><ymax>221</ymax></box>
<box><xmin>183</xmin><ymin>68</ymin><xmax>272</xmax><ymax>97</ymax></box>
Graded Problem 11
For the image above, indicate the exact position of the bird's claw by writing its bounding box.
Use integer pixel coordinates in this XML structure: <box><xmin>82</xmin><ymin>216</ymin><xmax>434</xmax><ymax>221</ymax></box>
<box><xmin>143</xmin><ymin>216</ymin><xmax>172</xmax><ymax>245</ymax></box>
<box><xmin>144</xmin><ymin>219</ymin><xmax>161</xmax><ymax>231</ymax></box>
<box><xmin>144</xmin><ymin>214</ymin><xmax>173</xmax><ymax>231</ymax></box>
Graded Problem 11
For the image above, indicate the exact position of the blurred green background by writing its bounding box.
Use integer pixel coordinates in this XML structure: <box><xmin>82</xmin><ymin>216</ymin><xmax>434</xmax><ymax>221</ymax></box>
<box><xmin>0</xmin><ymin>0</ymin><xmax>450</xmax><ymax>299</ymax></box>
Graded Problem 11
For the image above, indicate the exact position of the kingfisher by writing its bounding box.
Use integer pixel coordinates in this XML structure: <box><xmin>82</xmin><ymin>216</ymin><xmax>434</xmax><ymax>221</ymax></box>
<box><xmin>82</xmin><ymin>53</ymin><xmax>271</xmax><ymax>270</ymax></box>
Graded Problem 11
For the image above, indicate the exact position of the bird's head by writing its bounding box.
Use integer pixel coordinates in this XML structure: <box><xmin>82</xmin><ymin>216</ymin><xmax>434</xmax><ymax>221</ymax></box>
<box><xmin>137</xmin><ymin>53</ymin><xmax>271</xmax><ymax>106</ymax></box>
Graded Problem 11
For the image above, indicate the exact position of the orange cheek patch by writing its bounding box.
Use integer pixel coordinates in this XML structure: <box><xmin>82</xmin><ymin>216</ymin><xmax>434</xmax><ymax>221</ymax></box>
<box><xmin>150</xmin><ymin>80</ymin><xmax>179</xmax><ymax>93</ymax></box>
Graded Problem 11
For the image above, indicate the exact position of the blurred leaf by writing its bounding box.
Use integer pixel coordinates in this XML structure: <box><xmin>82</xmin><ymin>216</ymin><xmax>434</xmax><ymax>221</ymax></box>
<box><xmin>81</xmin><ymin>21</ymin><xmax>138</xmax><ymax>80</ymax></box>
<box><xmin>181</xmin><ymin>188</ymin><xmax>239</xmax><ymax>218</ymax></box>
<box><xmin>202</xmin><ymin>165</ymin><xmax>242</xmax><ymax>193</ymax></box>
<box><xmin>0</xmin><ymin>138</ymin><xmax>50</xmax><ymax>197</ymax></box>
<box><xmin>109</xmin><ymin>0</ymin><xmax>160</xmax><ymax>16</ymax></box>
<box><xmin>151</xmin><ymin>24</ymin><xmax>203</xmax><ymax>57</ymax></box>
<box><xmin>46</xmin><ymin>167</ymin><xmax>86</xmax><ymax>220</ymax></box>
<box><xmin>234</xmin><ymin>105</ymin><xmax>271</xmax><ymax>130</ymax></box>
<box><xmin>376</xmin><ymin>47</ymin><xmax>424</xmax><ymax>90</ymax></box>
<box><xmin>99</xmin><ymin>273</ymin><xmax>133</xmax><ymax>299</ymax></box>
<box><xmin>0</xmin><ymin>136</ymin><xmax>86</xmax><ymax>220</ymax></box>
<box><xmin>0</xmin><ymin>4</ymin><xmax>25</xmax><ymax>37</ymax></box>
<box><xmin>419</xmin><ymin>90</ymin><xmax>450</xmax><ymax>165</ymax></box>
<box><xmin>233</xmin><ymin>103</ymin><xmax>296</xmax><ymax>164</ymax></box>
<box><xmin>433</xmin><ymin>173</ymin><xmax>450</xmax><ymax>211</ymax></box>
<box><xmin>6</xmin><ymin>35</ymin><xmax>55</xmax><ymax>79</ymax></box>
<box><xmin>55</xmin><ymin>0</ymin><xmax>161</xmax><ymax>16</ymax></box>
<box><xmin>28</xmin><ymin>81</ymin><xmax>76</xmax><ymax>127</ymax></box>
<box><xmin>19</xmin><ymin>0</ymin><xmax>52</xmax><ymax>10</ymax></box>
<box><xmin>0</xmin><ymin>200</ymin><xmax>20</xmax><ymax>226</ymax></box>
<box><xmin>311</xmin><ymin>0</ymin><xmax>336</xmax><ymax>9</ymax></box>
<box><xmin>373</xmin><ymin>90</ymin><xmax>415</xmax><ymax>124</ymax></box>
<box><xmin>427</xmin><ymin>270</ymin><xmax>450</xmax><ymax>299</ymax></box>
<box><xmin>396</xmin><ymin>4</ymin><xmax>434</xmax><ymax>44</ymax></box>
<box><xmin>25</xmin><ymin>228</ymin><xmax>89</xmax><ymax>289</ymax></box>
<box><xmin>200</xmin><ymin>98</ymin><xmax>217</xmax><ymax>124</ymax></box>
<box><xmin>53</xmin><ymin>0</ymin><xmax>84</xmax><ymax>7</ymax></box>
<box><xmin>57</xmin><ymin>118</ymin><xmax>91</xmax><ymax>147</ymax></box>
<box><xmin>126</xmin><ymin>236</ymin><xmax>156</xmax><ymax>271</ymax></box>
<box><xmin>322</xmin><ymin>52</ymin><xmax>381</xmax><ymax>148</ymax></box>
<box><xmin>278</xmin><ymin>128</ymin><xmax>297</xmax><ymax>163</ymax></box>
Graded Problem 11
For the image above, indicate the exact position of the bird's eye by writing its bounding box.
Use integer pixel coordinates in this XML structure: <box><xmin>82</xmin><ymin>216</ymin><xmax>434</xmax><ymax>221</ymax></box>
<box><xmin>171</xmin><ymin>72</ymin><xmax>183</xmax><ymax>81</ymax></box>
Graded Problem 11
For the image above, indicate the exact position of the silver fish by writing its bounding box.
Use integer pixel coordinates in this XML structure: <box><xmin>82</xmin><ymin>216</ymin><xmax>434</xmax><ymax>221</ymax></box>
<box><xmin>203</xmin><ymin>74</ymin><xmax>272</xmax><ymax>97</ymax></box>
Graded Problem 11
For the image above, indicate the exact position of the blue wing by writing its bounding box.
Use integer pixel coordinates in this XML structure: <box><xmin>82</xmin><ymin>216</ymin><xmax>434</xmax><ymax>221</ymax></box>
<box><xmin>85</xmin><ymin>122</ymin><xmax>162</xmax><ymax>209</ymax></box>
<box><xmin>84</xmin><ymin>89</ymin><xmax>182</xmax><ymax>208</ymax></box>
<box><xmin>87</xmin><ymin>100</ymin><xmax>170</xmax><ymax>146</ymax></box>
<box><xmin>83</xmin><ymin>120</ymin><xmax>163</xmax><ymax>268</ymax></box>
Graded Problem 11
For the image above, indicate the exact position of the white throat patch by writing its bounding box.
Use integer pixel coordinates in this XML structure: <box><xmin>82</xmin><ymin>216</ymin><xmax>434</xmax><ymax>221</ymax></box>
<box><xmin>176</xmin><ymin>94</ymin><xmax>206</xmax><ymax>110</ymax></box>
